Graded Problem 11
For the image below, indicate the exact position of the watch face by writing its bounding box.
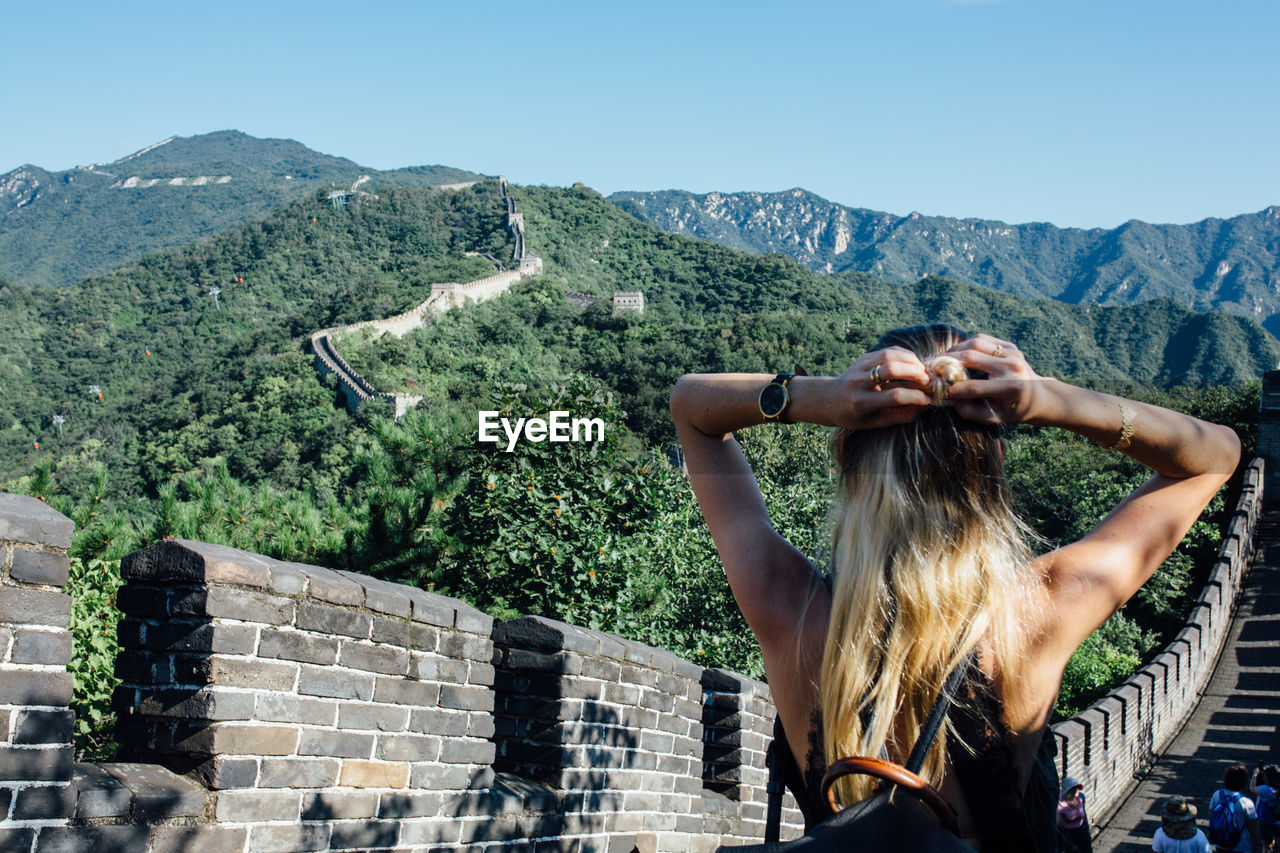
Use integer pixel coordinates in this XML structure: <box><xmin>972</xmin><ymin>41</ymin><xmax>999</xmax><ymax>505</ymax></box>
<box><xmin>760</xmin><ymin>382</ymin><xmax>789</xmax><ymax>417</ymax></box>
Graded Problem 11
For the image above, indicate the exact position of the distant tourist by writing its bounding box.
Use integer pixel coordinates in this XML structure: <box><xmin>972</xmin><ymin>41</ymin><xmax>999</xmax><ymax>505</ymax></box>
<box><xmin>1058</xmin><ymin>776</ymin><xmax>1093</xmax><ymax>852</ymax></box>
<box><xmin>1252</xmin><ymin>763</ymin><xmax>1280</xmax><ymax>852</ymax></box>
<box><xmin>1208</xmin><ymin>764</ymin><xmax>1262</xmax><ymax>852</ymax></box>
<box><xmin>1153</xmin><ymin>796</ymin><xmax>1211</xmax><ymax>853</ymax></box>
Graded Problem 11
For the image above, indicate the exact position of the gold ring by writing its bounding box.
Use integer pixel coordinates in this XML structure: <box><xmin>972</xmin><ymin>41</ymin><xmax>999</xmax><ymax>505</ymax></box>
<box><xmin>993</xmin><ymin>345</ymin><xmax>1004</xmax><ymax>357</ymax></box>
<box><xmin>870</xmin><ymin>364</ymin><xmax>883</xmax><ymax>385</ymax></box>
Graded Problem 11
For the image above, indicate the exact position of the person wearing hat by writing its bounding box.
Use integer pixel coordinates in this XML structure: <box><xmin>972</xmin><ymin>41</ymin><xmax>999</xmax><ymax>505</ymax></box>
<box><xmin>1059</xmin><ymin>777</ymin><xmax>1093</xmax><ymax>852</ymax></box>
<box><xmin>1154</xmin><ymin>796</ymin><xmax>1212</xmax><ymax>852</ymax></box>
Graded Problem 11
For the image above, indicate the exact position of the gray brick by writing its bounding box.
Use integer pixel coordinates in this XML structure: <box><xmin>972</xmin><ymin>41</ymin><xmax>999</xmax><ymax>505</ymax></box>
<box><xmin>338</xmin><ymin>702</ymin><xmax>409</xmax><ymax>732</ymax></box>
<box><xmin>257</xmin><ymin>756</ymin><xmax>341</xmax><ymax>788</ymax></box>
<box><xmin>372</xmin><ymin>676</ymin><xmax>440</xmax><ymax>707</ymax></box>
<box><xmin>134</xmin><ymin>687</ymin><xmax>255</xmax><ymax>720</ymax></box>
<box><xmin>9</xmin><ymin>628</ymin><xmax>72</xmax><ymax>665</ymax></box>
<box><xmin>438</xmin><ymin>631</ymin><xmax>491</xmax><ymax>661</ymax></box>
<box><xmin>298</xmin><ymin>664</ymin><xmax>374</xmax><ymax>701</ymax></box>
<box><xmin>265</xmin><ymin>561</ymin><xmax>308</xmax><ymax>595</ymax></box>
<box><xmin>409</xmin><ymin>761</ymin><xmax>481</xmax><ymax>791</ymax></box>
<box><xmin>215</xmin><ymin>788</ymin><xmax>301</xmax><ymax>822</ymax></box>
<box><xmin>375</xmin><ymin>732</ymin><xmax>442</xmax><ymax>761</ymax></box>
<box><xmin>0</xmin><ymin>493</ymin><xmax>74</xmax><ymax>549</ymax></box>
<box><xmin>440</xmin><ymin>685</ymin><xmax>494</xmax><ymax>712</ymax></box>
<box><xmin>377</xmin><ymin>790</ymin><xmax>443</xmax><ymax>818</ymax></box>
<box><xmin>337</xmin><ymin>571</ymin><xmax>411</xmax><ymax>618</ymax></box>
<box><xmin>171</xmin><ymin>586</ymin><xmax>295</xmax><ymax>625</ymax></box>
<box><xmin>247</xmin><ymin>823</ymin><xmax>331</xmax><ymax>853</ymax></box>
<box><xmin>329</xmin><ymin>819</ymin><xmax>399</xmax><ymax>850</ymax></box>
<box><xmin>258</xmin><ymin>629</ymin><xmax>338</xmax><ymax>665</ymax></box>
<box><xmin>0</xmin><ymin>828</ymin><xmax>34</xmax><ymax>853</ymax></box>
<box><xmin>440</xmin><ymin>737</ymin><xmax>496</xmax><ymax>765</ymax></box>
<box><xmin>172</xmin><ymin>654</ymin><xmax>298</xmax><ymax>692</ymax></box>
<box><xmin>469</xmin><ymin>661</ymin><xmax>496</xmax><ymax>686</ymax></box>
<box><xmin>302</xmin><ymin>790</ymin><xmax>379</xmax><ymax>819</ymax></box>
<box><xmin>413</xmin><ymin>654</ymin><xmax>469</xmax><ymax>683</ymax></box>
<box><xmin>0</xmin><ymin>626</ymin><xmax>11</xmax><ymax>661</ymax></box>
<box><xmin>178</xmin><ymin>722</ymin><xmax>300</xmax><ymax>756</ymax></box>
<box><xmin>339</xmin><ymin>640</ymin><xmax>409</xmax><ymax>675</ymax></box>
<box><xmin>196</xmin><ymin>756</ymin><xmax>259</xmax><ymax>790</ymax></box>
<box><xmin>13</xmin><ymin>709</ymin><xmax>74</xmax><ymax>744</ymax></box>
<box><xmin>11</xmin><ymin>782</ymin><xmax>75</xmax><ymax>819</ymax></box>
<box><xmin>35</xmin><ymin>825</ymin><xmax>150</xmax><ymax>853</ymax></box>
<box><xmin>144</xmin><ymin>621</ymin><xmax>258</xmax><ymax>655</ymax></box>
<box><xmin>114</xmin><ymin>586</ymin><xmax>160</xmax><ymax>617</ymax></box>
<box><xmin>255</xmin><ymin>692</ymin><xmax>337</xmax><ymax>727</ymax></box>
<box><xmin>372</xmin><ymin>615</ymin><xmax>437</xmax><ymax>650</ymax></box>
<box><xmin>99</xmin><ymin>762</ymin><xmax>206</xmax><ymax>817</ymax></box>
<box><xmin>299</xmin><ymin>728</ymin><xmax>374</xmax><ymax>759</ymax></box>
<box><xmin>300</xmin><ymin>566</ymin><xmax>364</xmax><ymax>606</ymax></box>
<box><xmin>10</xmin><ymin>548</ymin><xmax>70</xmax><ymax>586</ymax></box>
<box><xmin>408</xmin><ymin>591</ymin><xmax>455</xmax><ymax>627</ymax></box>
<box><xmin>0</xmin><ymin>587</ymin><xmax>71</xmax><ymax>627</ymax></box>
<box><xmin>0</xmin><ymin>669</ymin><xmax>72</xmax><ymax>707</ymax></box>
<box><xmin>408</xmin><ymin>708</ymin><xmax>469</xmax><ymax>736</ymax></box>
<box><xmin>296</xmin><ymin>601</ymin><xmax>371</xmax><ymax>639</ymax></box>
<box><xmin>149</xmin><ymin>826</ymin><xmax>249</xmax><ymax>853</ymax></box>
<box><xmin>73</xmin><ymin>762</ymin><xmax>132</xmax><ymax>818</ymax></box>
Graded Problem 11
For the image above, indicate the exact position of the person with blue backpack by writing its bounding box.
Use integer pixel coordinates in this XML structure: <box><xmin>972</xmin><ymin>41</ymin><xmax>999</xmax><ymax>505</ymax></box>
<box><xmin>1252</xmin><ymin>763</ymin><xmax>1280</xmax><ymax>852</ymax></box>
<box><xmin>1209</xmin><ymin>764</ymin><xmax>1262</xmax><ymax>852</ymax></box>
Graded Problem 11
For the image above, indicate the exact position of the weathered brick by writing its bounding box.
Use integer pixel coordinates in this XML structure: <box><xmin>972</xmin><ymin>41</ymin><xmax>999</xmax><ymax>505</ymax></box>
<box><xmin>99</xmin><ymin>762</ymin><xmax>206</xmax><ymax>817</ymax></box>
<box><xmin>179</xmin><ymin>722</ymin><xmax>300</xmax><ymax>756</ymax></box>
<box><xmin>338</xmin><ymin>571</ymin><xmax>411</xmax><ymax>618</ymax></box>
<box><xmin>300</xmin><ymin>566</ymin><xmax>364</xmax><ymax>606</ymax></box>
<box><xmin>73</xmin><ymin>762</ymin><xmax>132</xmax><ymax>818</ymax></box>
<box><xmin>196</xmin><ymin>756</ymin><xmax>259</xmax><ymax>790</ymax></box>
<box><xmin>413</xmin><ymin>654</ymin><xmax>469</xmax><ymax>684</ymax></box>
<box><xmin>408</xmin><ymin>708</ymin><xmax>470</xmax><ymax>737</ymax></box>
<box><xmin>440</xmin><ymin>685</ymin><xmax>494</xmax><ymax>712</ymax></box>
<box><xmin>410</xmin><ymin>761</ymin><xmax>485</xmax><ymax>791</ymax></box>
<box><xmin>0</xmin><ymin>669</ymin><xmax>73</xmax><ymax>707</ymax></box>
<box><xmin>149</xmin><ymin>825</ymin><xmax>249</xmax><ymax>853</ymax></box>
<box><xmin>375</xmin><ymin>732</ymin><xmax>442</xmax><ymax>762</ymax></box>
<box><xmin>372</xmin><ymin>676</ymin><xmax>440</xmax><ymax>707</ymax></box>
<box><xmin>340</xmin><ymin>760</ymin><xmax>410</xmax><ymax>789</ymax></box>
<box><xmin>11</xmin><ymin>782</ymin><xmax>75</xmax><ymax>819</ymax></box>
<box><xmin>298</xmin><ymin>664</ymin><xmax>374</xmax><ymax>701</ymax></box>
<box><xmin>338</xmin><ymin>703</ymin><xmax>409</xmax><ymax>732</ymax></box>
<box><xmin>329</xmin><ymin>819</ymin><xmax>400</xmax><ymax>850</ymax></box>
<box><xmin>134</xmin><ymin>687</ymin><xmax>255</xmax><ymax>720</ymax></box>
<box><xmin>0</xmin><ymin>587</ymin><xmax>71</xmax><ymax>627</ymax></box>
<box><xmin>10</xmin><ymin>547</ymin><xmax>71</xmax><ymax>586</ymax></box>
<box><xmin>255</xmin><ymin>692</ymin><xmax>336</xmax><ymax>727</ymax></box>
<box><xmin>440</xmin><ymin>737</ymin><xmax>496</xmax><ymax>765</ymax></box>
<box><xmin>438</xmin><ymin>631</ymin><xmax>491</xmax><ymax>661</ymax></box>
<box><xmin>377</xmin><ymin>790</ymin><xmax>443</xmax><ymax>818</ymax></box>
<box><xmin>339</xmin><ymin>640</ymin><xmax>409</xmax><ymax>676</ymax></box>
<box><xmin>36</xmin><ymin>824</ymin><xmax>151</xmax><ymax>853</ymax></box>
<box><xmin>302</xmin><ymin>789</ymin><xmax>379</xmax><ymax>820</ymax></box>
<box><xmin>296</xmin><ymin>601</ymin><xmax>371</xmax><ymax>639</ymax></box>
<box><xmin>145</xmin><ymin>621</ymin><xmax>258</xmax><ymax>655</ymax></box>
<box><xmin>372</xmin><ymin>615</ymin><xmax>437</xmax><ymax>650</ymax></box>
<box><xmin>215</xmin><ymin>788</ymin><xmax>301</xmax><ymax>822</ymax></box>
<box><xmin>0</xmin><ymin>493</ymin><xmax>74</xmax><ymax>549</ymax></box>
<box><xmin>171</xmin><ymin>586</ymin><xmax>295</xmax><ymax>625</ymax></box>
<box><xmin>258</xmin><ymin>629</ymin><xmax>338</xmax><ymax>665</ymax></box>
<box><xmin>172</xmin><ymin>654</ymin><xmax>299</xmax><ymax>692</ymax></box>
<box><xmin>299</xmin><ymin>728</ymin><xmax>375</xmax><ymax>759</ymax></box>
<box><xmin>122</xmin><ymin>539</ymin><xmax>271</xmax><ymax>586</ymax></box>
<box><xmin>257</xmin><ymin>756</ymin><xmax>341</xmax><ymax>788</ymax></box>
<box><xmin>409</xmin><ymin>592</ymin><xmax>455</xmax><ymax>627</ymax></box>
<box><xmin>13</xmin><ymin>709</ymin><xmax>74</xmax><ymax>744</ymax></box>
<box><xmin>9</xmin><ymin>628</ymin><xmax>73</xmax><ymax>665</ymax></box>
<box><xmin>0</xmin><ymin>828</ymin><xmax>35</xmax><ymax>852</ymax></box>
<box><xmin>247</xmin><ymin>823</ymin><xmax>331</xmax><ymax>853</ymax></box>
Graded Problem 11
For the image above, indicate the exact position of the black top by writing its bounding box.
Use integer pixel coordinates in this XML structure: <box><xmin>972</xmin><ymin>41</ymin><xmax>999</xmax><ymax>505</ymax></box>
<box><xmin>778</xmin><ymin>656</ymin><xmax>1060</xmax><ymax>853</ymax></box>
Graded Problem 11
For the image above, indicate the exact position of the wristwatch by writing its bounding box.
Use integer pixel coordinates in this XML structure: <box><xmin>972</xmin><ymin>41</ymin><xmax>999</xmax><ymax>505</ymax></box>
<box><xmin>758</xmin><ymin>373</ymin><xmax>796</xmax><ymax>422</ymax></box>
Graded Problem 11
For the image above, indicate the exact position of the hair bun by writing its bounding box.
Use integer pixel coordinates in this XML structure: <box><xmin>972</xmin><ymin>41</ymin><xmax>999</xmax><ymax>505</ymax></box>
<box><xmin>924</xmin><ymin>355</ymin><xmax>966</xmax><ymax>405</ymax></box>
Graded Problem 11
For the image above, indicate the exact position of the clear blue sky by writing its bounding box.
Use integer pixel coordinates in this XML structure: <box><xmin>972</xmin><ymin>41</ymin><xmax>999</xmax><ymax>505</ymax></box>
<box><xmin>5</xmin><ymin>0</ymin><xmax>1277</xmax><ymax>229</ymax></box>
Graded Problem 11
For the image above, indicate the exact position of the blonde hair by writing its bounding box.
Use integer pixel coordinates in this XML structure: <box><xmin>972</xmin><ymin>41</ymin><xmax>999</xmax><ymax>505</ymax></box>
<box><xmin>821</xmin><ymin>324</ymin><xmax>1039</xmax><ymax>805</ymax></box>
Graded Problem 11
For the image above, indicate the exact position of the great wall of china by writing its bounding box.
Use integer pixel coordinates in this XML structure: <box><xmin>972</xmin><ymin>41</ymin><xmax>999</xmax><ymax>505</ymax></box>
<box><xmin>309</xmin><ymin>177</ymin><xmax>542</xmax><ymax>418</ymax></box>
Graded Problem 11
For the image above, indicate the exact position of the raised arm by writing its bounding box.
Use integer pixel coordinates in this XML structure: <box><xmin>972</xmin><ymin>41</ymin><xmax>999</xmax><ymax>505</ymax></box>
<box><xmin>945</xmin><ymin>335</ymin><xmax>1241</xmax><ymax>668</ymax></box>
<box><xmin>668</xmin><ymin>350</ymin><xmax>932</xmax><ymax>658</ymax></box>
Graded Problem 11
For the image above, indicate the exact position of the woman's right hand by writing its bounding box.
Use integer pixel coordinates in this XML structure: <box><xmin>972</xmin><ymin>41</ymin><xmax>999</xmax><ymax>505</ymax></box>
<box><xmin>827</xmin><ymin>346</ymin><xmax>933</xmax><ymax>429</ymax></box>
<box><xmin>942</xmin><ymin>334</ymin><xmax>1045</xmax><ymax>425</ymax></box>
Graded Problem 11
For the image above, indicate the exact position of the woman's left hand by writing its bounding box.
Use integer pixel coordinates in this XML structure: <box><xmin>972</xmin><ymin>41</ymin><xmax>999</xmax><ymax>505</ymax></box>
<box><xmin>943</xmin><ymin>334</ymin><xmax>1045</xmax><ymax>425</ymax></box>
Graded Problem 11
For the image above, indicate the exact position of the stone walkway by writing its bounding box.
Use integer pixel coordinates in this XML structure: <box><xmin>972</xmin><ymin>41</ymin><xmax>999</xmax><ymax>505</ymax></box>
<box><xmin>1093</xmin><ymin>514</ymin><xmax>1280</xmax><ymax>852</ymax></box>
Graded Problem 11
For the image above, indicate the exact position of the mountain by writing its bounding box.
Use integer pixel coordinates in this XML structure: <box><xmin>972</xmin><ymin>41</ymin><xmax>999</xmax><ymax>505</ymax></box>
<box><xmin>0</xmin><ymin>130</ymin><xmax>484</xmax><ymax>288</ymax></box>
<box><xmin>609</xmin><ymin>188</ymin><xmax>1280</xmax><ymax>336</ymax></box>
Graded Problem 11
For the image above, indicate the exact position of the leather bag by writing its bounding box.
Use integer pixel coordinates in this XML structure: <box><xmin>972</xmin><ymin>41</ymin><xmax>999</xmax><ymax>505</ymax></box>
<box><xmin>716</xmin><ymin>666</ymin><xmax>972</xmax><ymax>852</ymax></box>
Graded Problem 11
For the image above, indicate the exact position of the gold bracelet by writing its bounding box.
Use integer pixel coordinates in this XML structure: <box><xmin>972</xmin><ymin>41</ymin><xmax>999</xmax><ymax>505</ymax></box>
<box><xmin>1108</xmin><ymin>403</ymin><xmax>1136</xmax><ymax>450</ymax></box>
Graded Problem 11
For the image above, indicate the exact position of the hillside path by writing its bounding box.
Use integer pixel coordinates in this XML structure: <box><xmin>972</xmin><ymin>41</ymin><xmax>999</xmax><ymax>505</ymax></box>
<box><xmin>1093</xmin><ymin>512</ymin><xmax>1280</xmax><ymax>851</ymax></box>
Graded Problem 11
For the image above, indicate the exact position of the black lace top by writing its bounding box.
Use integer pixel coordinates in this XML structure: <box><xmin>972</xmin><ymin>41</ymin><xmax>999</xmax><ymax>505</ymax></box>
<box><xmin>779</xmin><ymin>657</ymin><xmax>1060</xmax><ymax>853</ymax></box>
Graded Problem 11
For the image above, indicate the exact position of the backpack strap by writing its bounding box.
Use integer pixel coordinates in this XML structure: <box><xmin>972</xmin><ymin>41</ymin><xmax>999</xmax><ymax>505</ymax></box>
<box><xmin>764</xmin><ymin>718</ymin><xmax>785</xmax><ymax>843</ymax></box>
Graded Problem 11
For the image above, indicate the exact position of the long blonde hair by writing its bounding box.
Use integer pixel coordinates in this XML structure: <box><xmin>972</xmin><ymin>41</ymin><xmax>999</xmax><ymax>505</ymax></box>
<box><xmin>821</xmin><ymin>324</ymin><xmax>1039</xmax><ymax>805</ymax></box>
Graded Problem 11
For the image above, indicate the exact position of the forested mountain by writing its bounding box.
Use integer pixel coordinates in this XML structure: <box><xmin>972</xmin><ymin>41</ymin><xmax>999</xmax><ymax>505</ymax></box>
<box><xmin>0</xmin><ymin>130</ymin><xmax>484</xmax><ymax>288</ymax></box>
<box><xmin>610</xmin><ymin>188</ymin><xmax>1280</xmax><ymax>335</ymax></box>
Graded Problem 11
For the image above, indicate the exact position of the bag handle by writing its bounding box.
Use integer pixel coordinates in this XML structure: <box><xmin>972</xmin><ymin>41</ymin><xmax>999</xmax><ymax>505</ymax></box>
<box><xmin>820</xmin><ymin>662</ymin><xmax>970</xmax><ymax>833</ymax></box>
<box><xmin>821</xmin><ymin>756</ymin><xmax>960</xmax><ymax>835</ymax></box>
